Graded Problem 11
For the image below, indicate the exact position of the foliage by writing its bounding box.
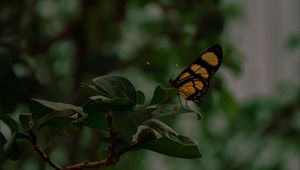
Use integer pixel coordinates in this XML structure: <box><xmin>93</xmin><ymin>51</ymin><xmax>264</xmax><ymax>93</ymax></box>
<box><xmin>1</xmin><ymin>75</ymin><xmax>202</xmax><ymax>169</ymax></box>
<box><xmin>1</xmin><ymin>0</ymin><xmax>299</xmax><ymax>170</ymax></box>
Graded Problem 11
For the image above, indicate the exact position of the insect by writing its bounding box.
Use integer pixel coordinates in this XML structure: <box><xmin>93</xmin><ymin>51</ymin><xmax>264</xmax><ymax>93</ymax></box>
<box><xmin>169</xmin><ymin>45</ymin><xmax>223</xmax><ymax>106</ymax></box>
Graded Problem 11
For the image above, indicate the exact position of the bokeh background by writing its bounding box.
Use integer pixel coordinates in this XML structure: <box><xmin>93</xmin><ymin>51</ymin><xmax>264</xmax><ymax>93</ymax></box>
<box><xmin>0</xmin><ymin>0</ymin><xmax>299</xmax><ymax>170</ymax></box>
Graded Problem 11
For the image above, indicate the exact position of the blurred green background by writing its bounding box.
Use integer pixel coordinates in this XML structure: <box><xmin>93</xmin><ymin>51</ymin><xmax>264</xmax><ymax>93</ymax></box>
<box><xmin>0</xmin><ymin>0</ymin><xmax>299</xmax><ymax>170</ymax></box>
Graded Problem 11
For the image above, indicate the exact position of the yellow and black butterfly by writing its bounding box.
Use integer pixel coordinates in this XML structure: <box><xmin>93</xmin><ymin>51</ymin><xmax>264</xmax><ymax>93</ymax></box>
<box><xmin>169</xmin><ymin>45</ymin><xmax>223</xmax><ymax>106</ymax></box>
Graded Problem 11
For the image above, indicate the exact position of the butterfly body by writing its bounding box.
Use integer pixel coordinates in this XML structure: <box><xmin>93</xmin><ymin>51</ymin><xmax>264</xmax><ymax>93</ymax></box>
<box><xmin>170</xmin><ymin>45</ymin><xmax>223</xmax><ymax>106</ymax></box>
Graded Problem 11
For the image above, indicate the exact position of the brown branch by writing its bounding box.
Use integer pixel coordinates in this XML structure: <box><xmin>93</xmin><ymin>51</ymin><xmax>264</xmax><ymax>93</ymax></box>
<box><xmin>64</xmin><ymin>159</ymin><xmax>111</xmax><ymax>170</ymax></box>
<box><xmin>33</xmin><ymin>145</ymin><xmax>62</xmax><ymax>170</ymax></box>
<box><xmin>27</xmin><ymin>109</ymin><xmax>145</xmax><ymax>170</ymax></box>
<box><xmin>28</xmin><ymin>127</ymin><xmax>142</xmax><ymax>170</ymax></box>
<box><xmin>63</xmin><ymin>141</ymin><xmax>142</xmax><ymax>170</ymax></box>
<box><xmin>63</xmin><ymin>111</ymin><xmax>143</xmax><ymax>170</ymax></box>
<box><xmin>107</xmin><ymin>111</ymin><xmax>117</xmax><ymax>161</ymax></box>
<box><xmin>68</xmin><ymin>112</ymin><xmax>120</xmax><ymax>170</ymax></box>
<box><xmin>29</xmin><ymin>130</ymin><xmax>63</xmax><ymax>170</ymax></box>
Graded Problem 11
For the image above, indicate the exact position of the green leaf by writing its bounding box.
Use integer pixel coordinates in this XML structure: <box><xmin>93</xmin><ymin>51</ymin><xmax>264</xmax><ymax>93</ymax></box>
<box><xmin>0</xmin><ymin>132</ymin><xmax>7</xmax><ymax>160</ymax></box>
<box><xmin>6</xmin><ymin>133</ymin><xmax>29</xmax><ymax>161</ymax></box>
<box><xmin>150</xmin><ymin>86</ymin><xmax>177</xmax><ymax>105</ymax></box>
<box><xmin>133</xmin><ymin>125</ymin><xmax>158</xmax><ymax>145</ymax></box>
<box><xmin>144</xmin><ymin>137</ymin><xmax>201</xmax><ymax>158</ymax></box>
<box><xmin>19</xmin><ymin>114</ymin><xmax>31</xmax><ymax>131</ymax></box>
<box><xmin>147</xmin><ymin>104</ymin><xmax>202</xmax><ymax>119</ymax></box>
<box><xmin>0</xmin><ymin>132</ymin><xmax>7</xmax><ymax>149</ymax></box>
<box><xmin>132</xmin><ymin>105</ymin><xmax>151</xmax><ymax>125</ymax></box>
<box><xmin>144</xmin><ymin>119</ymin><xmax>178</xmax><ymax>141</ymax></box>
<box><xmin>143</xmin><ymin>119</ymin><xmax>198</xmax><ymax>146</ymax></box>
<box><xmin>40</xmin><ymin>117</ymin><xmax>74</xmax><ymax>134</ymax></box>
<box><xmin>29</xmin><ymin>100</ymin><xmax>52</xmax><ymax>122</ymax></box>
<box><xmin>92</xmin><ymin>75</ymin><xmax>137</xmax><ymax>102</ymax></box>
<box><xmin>90</xmin><ymin>96</ymin><xmax>135</xmax><ymax>108</ymax></box>
<box><xmin>112</xmin><ymin>105</ymin><xmax>151</xmax><ymax>143</ymax></box>
<box><xmin>83</xmin><ymin>101</ymin><xmax>108</xmax><ymax>131</ymax></box>
<box><xmin>0</xmin><ymin>116</ymin><xmax>19</xmax><ymax>133</ymax></box>
<box><xmin>28</xmin><ymin>99</ymin><xmax>83</xmax><ymax>133</ymax></box>
<box><xmin>30</xmin><ymin>99</ymin><xmax>83</xmax><ymax>122</ymax></box>
<box><xmin>0</xmin><ymin>132</ymin><xmax>7</xmax><ymax>161</ymax></box>
<box><xmin>81</xmin><ymin>82</ymin><xmax>101</xmax><ymax>93</ymax></box>
<box><xmin>136</xmin><ymin>90</ymin><xmax>145</xmax><ymax>105</ymax></box>
<box><xmin>112</xmin><ymin>108</ymin><xmax>139</xmax><ymax>143</ymax></box>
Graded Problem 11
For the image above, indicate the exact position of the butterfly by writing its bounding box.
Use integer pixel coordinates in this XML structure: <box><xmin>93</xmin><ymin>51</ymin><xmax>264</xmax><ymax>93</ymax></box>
<box><xmin>169</xmin><ymin>45</ymin><xmax>223</xmax><ymax>106</ymax></box>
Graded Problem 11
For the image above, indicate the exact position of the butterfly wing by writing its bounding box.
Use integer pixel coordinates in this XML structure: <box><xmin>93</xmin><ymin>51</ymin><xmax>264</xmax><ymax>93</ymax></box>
<box><xmin>171</xmin><ymin>45</ymin><xmax>223</xmax><ymax>105</ymax></box>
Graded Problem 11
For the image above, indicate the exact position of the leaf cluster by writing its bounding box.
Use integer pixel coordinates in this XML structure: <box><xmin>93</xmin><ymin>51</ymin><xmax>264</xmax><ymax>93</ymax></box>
<box><xmin>0</xmin><ymin>75</ymin><xmax>202</xmax><ymax>169</ymax></box>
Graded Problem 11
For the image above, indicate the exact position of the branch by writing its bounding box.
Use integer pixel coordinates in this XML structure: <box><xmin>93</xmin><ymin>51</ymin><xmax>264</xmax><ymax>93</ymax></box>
<box><xmin>63</xmin><ymin>112</ymin><xmax>143</xmax><ymax>170</ymax></box>
<box><xmin>28</xmin><ymin>128</ymin><xmax>143</xmax><ymax>170</ymax></box>
<box><xmin>63</xmin><ymin>141</ymin><xmax>142</xmax><ymax>170</ymax></box>
<box><xmin>64</xmin><ymin>159</ymin><xmax>112</xmax><ymax>170</ymax></box>
<box><xmin>29</xmin><ymin>130</ymin><xmax>62</xmax><ymax>170</ymax></box>
<box><xmin>27</xmin><ymin>110</ymin><xmax>144</xmax><ymax>170</ymax></box>
<box><xmin>107</xmin><ymin>111</ymin><xmax>117</xmax><ymax>161</ymax></box>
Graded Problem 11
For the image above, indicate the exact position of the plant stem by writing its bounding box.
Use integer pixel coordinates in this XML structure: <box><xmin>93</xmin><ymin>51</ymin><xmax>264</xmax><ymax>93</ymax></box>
<box><xmin>29</xmin><ymin>130</ymin><xmax>62</xmax><ymax>170</ymax></box>
<box><xmin>28</xmin><ymin>111</ymin><xmax>143</xmax><ymax>170</ymax></box>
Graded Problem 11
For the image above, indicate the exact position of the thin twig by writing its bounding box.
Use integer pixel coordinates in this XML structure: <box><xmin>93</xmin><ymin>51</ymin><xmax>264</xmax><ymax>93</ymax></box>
<box><xmin>107</xmin><ymin>111</ymin><xmax>117</xmax><ymax>161</ymax></box>
<box><xmin>64</xmin><ymin>112</ymin><xmax>120</xmax><ymax>170</ymax></box>
<box><xmin>29</xmin><ymin>130</ymin><xmax>63</xmax><ymax>170</ymax></box>
<box><xmin>63</xmin><ymin>141</ymin><xmax>142</xmax><ymax>170</ymax></box>
<box><xmin>63</xmin><ymin>159</ymin><xmax>111</xmax><ymax>170</ymax></box>
<box><xmin>63</xmin><ymin>111</ymin><xmax>143</xmax><ymax>170</ymax></box>
<box><xmin>28</xmin><ymin>110</ymin><xmax>143</xmax><ymax>170</ymax></box>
